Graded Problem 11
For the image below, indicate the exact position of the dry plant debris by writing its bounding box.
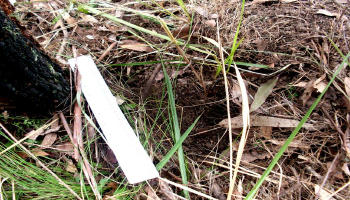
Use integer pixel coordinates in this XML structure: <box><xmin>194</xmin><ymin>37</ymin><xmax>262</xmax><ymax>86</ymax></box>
<box><xmin>0</xmin><ymin>0</ymin><xmax>349</xmax><ymax>199</ymax></box>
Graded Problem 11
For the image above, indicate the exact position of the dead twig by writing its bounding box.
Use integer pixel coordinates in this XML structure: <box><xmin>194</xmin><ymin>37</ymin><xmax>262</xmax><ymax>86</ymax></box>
<box><xmin>98</xmin><ymin>41</ymin><xmax>117</xmax><ymax>62</ymax></box>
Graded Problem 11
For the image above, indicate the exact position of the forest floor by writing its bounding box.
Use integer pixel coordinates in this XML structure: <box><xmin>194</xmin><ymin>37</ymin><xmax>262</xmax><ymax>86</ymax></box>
<box><xmin>1</xmin><ymin>0</ymin><xmax>350</xmax><ymax>199</ymax></box>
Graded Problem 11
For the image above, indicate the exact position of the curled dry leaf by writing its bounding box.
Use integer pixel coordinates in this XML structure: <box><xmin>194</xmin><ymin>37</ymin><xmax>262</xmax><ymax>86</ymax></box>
<box><xmin>301</xmin><ymin>80</ymin><xmax>315</xmax><ymax>106</ymax></box>
<box><xmin>230</xmin><ymin>80</ymin><xmax>243</xmax><ymax>104</ymax></box>
<box><xmin>25</xmin><ymin>129</ymin><xmax>44</xmax><ymax>141</ymax></box>
<box><xmin>120</xmin><ymin>40</ymin><xmax>153</xmax><ymax>52</ymax></box>
<box><xmin>218</xmin><ymin>115</ymin><xmax>315</xmax><ymax>130</ymax></box>
<box><xmin>25</xmin><ymin>123</ymin><xmax>60</xmax><ymax>140</ymax></box>
<box><xmin>313</xmin><ymin>74</ymin><xmax>327</xmax><ymax>93</ymax></box>
<box><xmin>297</xmin><ymin>75</ymin><xmax>327</xmax><ymax>105</ymax></box>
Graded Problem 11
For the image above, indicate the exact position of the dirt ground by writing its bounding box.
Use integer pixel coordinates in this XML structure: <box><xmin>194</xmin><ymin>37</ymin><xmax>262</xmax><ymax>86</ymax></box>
<box><xmin>4</xmin><ymin>0</ymin><xmax>350</xmax><ymax>199</ymax></box>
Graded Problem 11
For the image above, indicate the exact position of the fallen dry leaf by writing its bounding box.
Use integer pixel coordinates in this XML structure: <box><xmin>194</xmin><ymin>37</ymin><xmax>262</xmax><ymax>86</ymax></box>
<box><xmin>205</xmin><ymin>19</ymin><xmax>216</xmax><ymax>28</ymax></box>
<box><xmin>317</xmin><ymin>9</ymin><xmax>340</xmax><ymax>18</ymax></box>
<box><xmin>159</xmin><ymin>179</ymin><xmax>176</xmax><ymax>200</ymax></box>
<box><xmin>233</xmin><ymin>179</ymin><xmax>243</xmax><ymax>200</ymax></box>
<box><xmin>40</xmin><ymin>133</ymin><xmax>57</xmax><ymax>147</ymax></box>
<box><xmin>172</xmin><ymin>25</ymin><xmax>191</xmax><ymax>38</ymax></box>
<box><xmin>191</xmin><ymin>5</ymin><xmax>209</xmax><ymax>17</ymax></box>
<box><xmin>252</xmin><ymin>0</ymin><xmax>275</xmax><ymax>4</ymax></box>
<box><xmin>335</xmin><ymin>0</ymin><xmax>348</xmax><ymax>4</ymax></box>
<box><xmin>345</xmin><ymin>115</ymin><xmax>350</xmax><ymax>158</ymax></box>
<box><xmin>268</xmin><ymin>139</ymin><xmax>309</xmax><ymax>150</ymax></box>
<box><xmin>30</xmin><ymin>0</ymin><xmax>49</xmax><ymax>9</ymax></box>
<box><xmin>102</xmin><ymin>147</ymin><xmax>117</xmax><ymax>164</ymax></box>
<box><xmin>250</xmin><ymin>77</ymin><xmax>278</xmax><ymax>112</ymax></box>
<box><xmin>145</xmin><ymin>186</ymin><xmax>161</xmax><ymax>200</ymax></box>
<box><xmin>342</xmin><ymin>163</ymin><xmax>350</xmax><ymax>176</ymax></box>
<box><xmin>260</xmin><ymin>126</ymin><xmax>272</xmax><ymax>139</ymax></box>
<box><xmin>25</xmin><ymin>129</ymin><xmax>45</xmax><ymax>141</ymax></box>
<box><xmin>314</xmin><ymin>81</ymin><xmax>327</xmax><ymax>93</ymax></box>
<box><xmin>120</xmin><ymin>40</ymin><xmax>153</xmax><ymax>52</ymax></box>
<box><xmin>314</xmin><ymin>185</ymin><xmax>335</xmax><ymax>200</ymax></box>
<box><xmin>344</xmin><ymin>77</ymin><xmax>350</xmax><ymax>97</ymax></box>
<box><xmin>313</xmin><ymin>74</ymin><xmax>327</xmax><ymax>93</ymax></box>
<box><xmin>65</xmin><ymin>158</ymin><xmax>77</xmax><ymax>173</ymax></box>
<box><xmin>230</xmin><ymin>80</ymin><xmax>243</xmax><ymax>104</ymax></box>
<box><xmin>32</xmin><ymin>148</ymin><xmax>49</xmax><ymax>157</ymax></box>
<box><xmin>24</xmin><ymin>124</ymin><xmax>60</xmax><ymax>141</ymax></box>
<box><xmin>297</xmin><ymin>75</ymin><xmax>327</xmax><ymax>105</ymax></box>
<box><xmin>210</xmin><ymin>179</ymin><xmax>226</xmax><ymax>200</ymax></box>
<box><xmin>281</xmin><ymin>0</ymin><xmax>297</xmax><ymax>2</ymax></box>
<box><xmin>58</xmin><ymin>9</ymin><xmax>76</xmax><ymax>25</ymax></box>
<box><xmin>219</xmin><ymin>115</ymin><xmax>315</xmax><ymax>130</ymax></box>
<box><xmin>80</xmin><ymin>13</ymin><xmax>98</xmax><ymax>23</ymax></box>
<box><xmin>242</xmin><ymin>150</ymin><xmax>271</xmax><ymax>162</ymax></box>
<box><xmin>294</xmin><ymin>81</ymin><xmax>308</xmax><ymax>87</ymax></box>
<box><xmin>86</xmin><ymin>35</ymin><xmax>94</xmax><ymax>40</ymax></box>
<box><xmin>301</xmin><ymin>80</ymin><xmax>315</xmax><ymax>106</ymax></box>
<box><xmin>55</xmin><ymin>142</ymin><xmax>74</xmax><ymax>153</ymax></box>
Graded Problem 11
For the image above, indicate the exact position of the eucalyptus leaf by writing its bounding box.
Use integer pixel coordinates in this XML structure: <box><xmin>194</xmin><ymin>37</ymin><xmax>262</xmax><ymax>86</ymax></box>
<box><xmin>250</xmin><ymin>78</ymin><xmax>278</xmax><ymax>112</ymax></box>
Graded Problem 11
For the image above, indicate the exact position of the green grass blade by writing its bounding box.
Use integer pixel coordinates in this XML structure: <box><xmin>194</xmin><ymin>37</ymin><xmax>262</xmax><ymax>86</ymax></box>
<box><xmin>245</xmin><ymin>51</ymin><xmax>350</xmax><ymax>200</ymax></box>
<box><xmin>225</xmin><ymin>0</ymin><xmax>246</xmax><ymax>69</ymax></box>
<box><xmin>77</xmin><ymin>4</ymin><xmax>210</xmax><ymax>55</ymax></box>
<box><xmin>156</xmin><ymin>116</ymin><xmax>200</xmax><ymax>170</ymax></box>
<box><xmin>175</xmin><ymin>0</ymin><xmax>190</xmax><ymax>20</ymax></box>
<box><xmin>162</xmin><ymin>64</ymin><xmax>190</xmax><ymax>198</ymax></box>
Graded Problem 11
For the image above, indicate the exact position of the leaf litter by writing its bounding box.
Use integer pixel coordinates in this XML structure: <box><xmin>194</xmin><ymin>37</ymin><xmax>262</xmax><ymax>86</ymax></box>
<box><xmin>3</xmin><ymin>0</ymin><xmax>350</xmax><ymax>199</ymax></box>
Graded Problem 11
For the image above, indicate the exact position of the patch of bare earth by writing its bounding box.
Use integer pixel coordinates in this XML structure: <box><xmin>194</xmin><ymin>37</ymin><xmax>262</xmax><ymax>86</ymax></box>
<box><xmin>11</xmin><ymin>0</ymin><xmax>350</xmax><ymax>199</ymax></box>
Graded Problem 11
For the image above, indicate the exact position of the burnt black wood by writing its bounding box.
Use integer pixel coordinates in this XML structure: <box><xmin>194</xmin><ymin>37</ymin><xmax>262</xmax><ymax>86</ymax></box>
<box><xmin>0</xmin><ymin>8</ymin><xmax>69</xmax><ymax>112</ymax></box>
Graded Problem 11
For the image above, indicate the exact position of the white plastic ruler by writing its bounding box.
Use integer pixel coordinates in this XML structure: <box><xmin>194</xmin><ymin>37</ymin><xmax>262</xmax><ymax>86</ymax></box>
<box><xmin>68</xmin><ymin>55</ymin><xmax>159</xmax><ymax>184</ymax></box>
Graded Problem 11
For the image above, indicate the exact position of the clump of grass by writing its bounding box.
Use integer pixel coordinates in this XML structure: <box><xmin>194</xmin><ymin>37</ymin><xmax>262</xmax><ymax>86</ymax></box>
<box><xmin>0</xmin><ymin>130</ymin><xmax>87</xmax><ymax>199</ymax></box>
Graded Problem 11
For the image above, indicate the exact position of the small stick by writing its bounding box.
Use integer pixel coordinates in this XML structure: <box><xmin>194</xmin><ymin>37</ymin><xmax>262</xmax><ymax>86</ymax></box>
<box><xmin>58</xmin><ymin>112</ymin><xmax>74</xmax><ymax>143</ymax></box>
<box><xmin>98</xmin><ymin>41</ymin><xmax>117</xmax><ymax>62</ymax></box>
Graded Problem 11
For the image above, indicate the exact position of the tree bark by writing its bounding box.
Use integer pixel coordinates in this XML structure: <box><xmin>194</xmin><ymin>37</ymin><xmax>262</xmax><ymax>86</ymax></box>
<box><xmin>0</xmin><ymin>5</ymin><xmax>69</xmax><ymax>112</ymax></box>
